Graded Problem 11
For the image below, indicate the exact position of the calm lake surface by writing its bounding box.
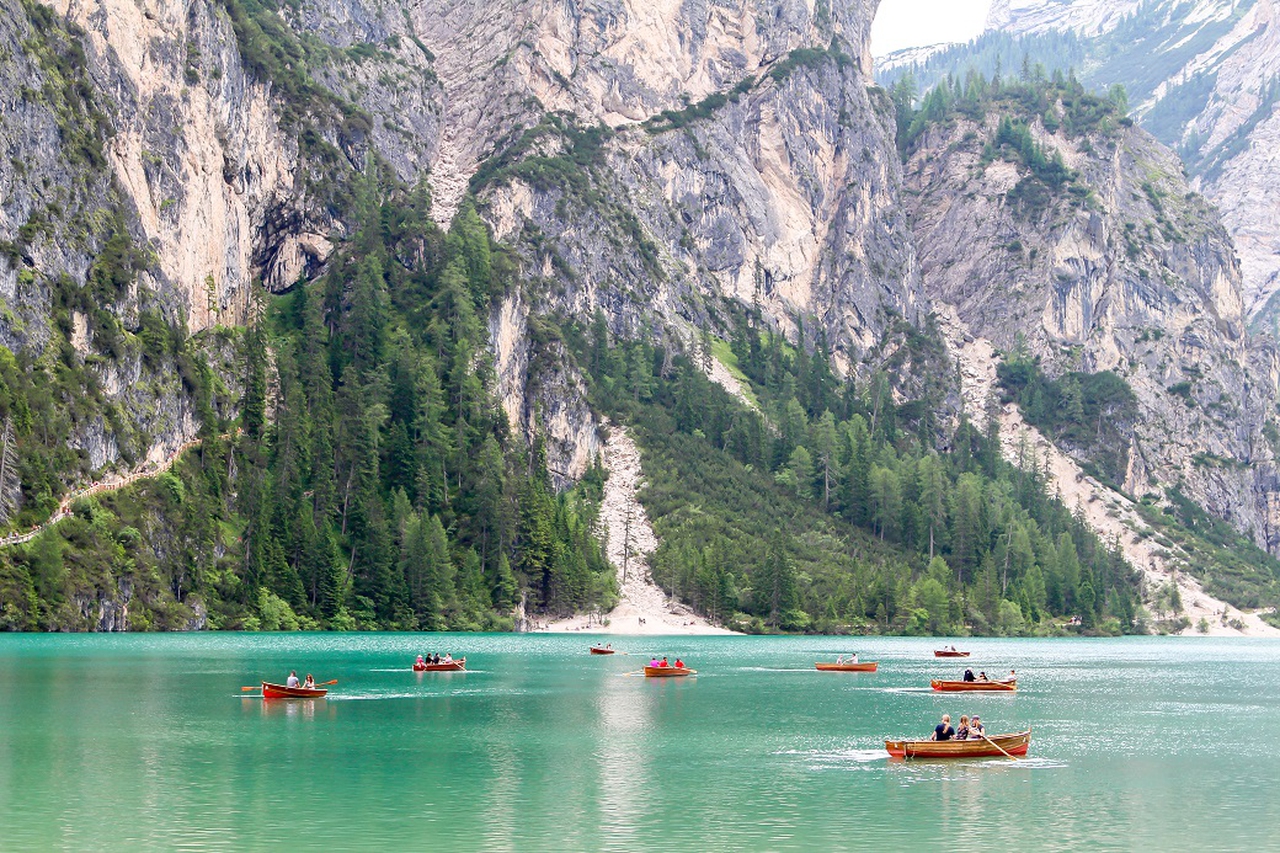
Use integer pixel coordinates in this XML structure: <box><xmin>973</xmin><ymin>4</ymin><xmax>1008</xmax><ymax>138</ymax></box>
<box><xmin>2</xmin><ymin>634</ymin><xmax>1277</xmax><ymax>851</ymax></box>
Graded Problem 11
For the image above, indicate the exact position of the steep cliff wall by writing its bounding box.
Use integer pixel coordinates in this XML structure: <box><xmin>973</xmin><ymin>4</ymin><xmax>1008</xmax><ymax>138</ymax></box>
<box><xmin>984</xmin><ymin>0</ymin><xmax>1280</xmax><ymax>330</ymax></box>
<box><xmin>469</xmin><ymin>6</ymin><xmax>921</xmax><ymax>378</ymax></box>
<box><xmin>903</xmin><ymin>91</ymin><xmax>1280</xmax><ymax>552</ymax></box>
<box><xmin>0</xmin><ymin>0</ymin><xmax>232</xmax><ymax>502</ymax></box>
<box><xmin>406</xmin><ymin>0</ymin><xmax>879</xmax><ymax>224</ymax></box>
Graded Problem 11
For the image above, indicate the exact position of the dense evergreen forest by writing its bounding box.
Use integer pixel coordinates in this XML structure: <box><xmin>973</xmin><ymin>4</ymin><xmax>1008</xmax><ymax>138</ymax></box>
<box><xmin>0</xmin><ymin>159</ymin><xmax>1157</xmax><ymax>635</ymax></box>
<box><xmin>0</xmin><ymin>174</ymin><xmax>617</xmax><ymax>631</ymax></box>
<box><xmin>558</xmin><ymin>306</ymin><xmax>1148</xmax><ymax>636</ymax></box>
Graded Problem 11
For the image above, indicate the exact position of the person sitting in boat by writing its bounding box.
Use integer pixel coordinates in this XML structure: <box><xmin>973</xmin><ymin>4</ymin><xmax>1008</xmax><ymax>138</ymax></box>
<box><xmin>432</xmin><ymin>653</ymin><xmax>440</xmax><ymax>664</ymax></box>
<box><xmin>649</xmin><ymin>658</ymin><xmax>660</xmax><ymax>667</ymax></box>
<box><xmin>963</xmin><ymin>669</ymin><xmax>976</xmax><ymax>682</ymax></box>
<box><xmin>286</xmin><ymin>671</ymin><xmax>300</xmax><ymax>688</ymax></box>
<box><xmin>949</xmin><ymin>645</ymin><xmax>957</xmax><ymax>652</ymax></box>
<box><xmin>303</xmin><ymin>674</ymin><xmax>315</xmax><ymax>689</ymax></box>
<box><xmin>968</xmin><ymin>716</ymin><xmax>985</xmax><ymax>739</ymax></box>
<box><xmin>931</xmin><ymin>714</ymin><xmax>954</xmax><ymax>741</ymax></box>
<box><xmin>674</xmin><ymin>658</ymin><xmax>685</xmax><ymax>669</ymax></box>
<box><xmin>977</xmin><ymin>671</ymin><xmax>989</xmax><ymax>681</ymax></box>
<box><xmin>659</xmin><ymin>657</ymin><xmax>669</xmax><ymax>667</ymax></box>
<box><xmin>417</xmin><ymin>655</ymin><xmax>426</xmax><ymax>667</ymax></box>
<box><xmin>443</xmin><ymin>653</ymin><xmax>454</xmax><ymax>664</ymax></box>
<box><xmin>955</xmin><ymin>715</ymin><xmax>970</xmax><ymax>740</ymax></box>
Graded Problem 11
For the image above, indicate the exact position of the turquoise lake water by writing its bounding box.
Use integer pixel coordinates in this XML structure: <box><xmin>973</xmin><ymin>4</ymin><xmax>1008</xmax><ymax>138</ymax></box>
<box><xmin>1</xmin><ymin>634</ymin><xmax>1278</xmax><ymax>851</ymax></box>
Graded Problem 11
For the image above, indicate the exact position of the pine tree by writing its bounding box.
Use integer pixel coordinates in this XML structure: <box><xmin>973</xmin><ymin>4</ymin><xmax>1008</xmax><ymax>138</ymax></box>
<box><xmin>0</xmin><ymin>415</ymin><xmax>21</xmax><ymax>526</ymax></box>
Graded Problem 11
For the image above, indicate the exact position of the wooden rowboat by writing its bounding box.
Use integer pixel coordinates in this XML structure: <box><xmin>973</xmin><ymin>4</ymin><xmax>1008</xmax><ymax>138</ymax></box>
<box><xmin>589</xmin><ymin>646</ymin><xmax>616</xmax><ymax>655</ymax></box>
<box><xmin>931</xmin><ymin>678</ymin><xmax>1016</xmax><ymax>691</ymax></box>
<box><xmin>414</xmin><ymin>658</ymin><xmax>466</xmax><ymax>672</ymax></box>
<box><xmin>814</xmin><ymin>661</ymin><xmax>878</xmax><ymax>672</ymax></box>
<box><xmin>261</xmin><ymin>681</ymin><xmax>328</xmax><ymax>699</ymax></box>
<box><xmin>885</xmin><ymin>729</ymin><xmax>1031</xmax><ymax>759</ymax></box>
<box><xmin>934</xmin><ymin>650</ymin><xmax>970</xmax><ymax>657</ymax></box>
<box><xmin>644</xmin><ymin>665</ymin><xmax>695</xmax><ymax>677</ymax></box>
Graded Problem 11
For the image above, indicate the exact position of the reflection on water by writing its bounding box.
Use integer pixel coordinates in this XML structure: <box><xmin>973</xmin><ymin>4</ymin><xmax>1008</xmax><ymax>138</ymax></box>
<box><xmin>3</xmin><ymin>634</ymin><xmax>1280</xmax><ymax>850</ymax></box>
<box><xmin>595</xmin><ymin>659</ymin><xmax>653</xmax><ymax>848</ymax></box>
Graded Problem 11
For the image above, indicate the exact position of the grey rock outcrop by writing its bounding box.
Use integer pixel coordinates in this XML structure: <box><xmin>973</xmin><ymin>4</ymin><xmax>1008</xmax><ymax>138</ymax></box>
<box><xmin>903</xmin><ymin>101</ymin><xmax>1280</xmax><ymax>550</ymax></box>
<box><xmin>985</xmin><ymin>0</ymin><xmax>1280</xmax><ymax>331</ymax></box>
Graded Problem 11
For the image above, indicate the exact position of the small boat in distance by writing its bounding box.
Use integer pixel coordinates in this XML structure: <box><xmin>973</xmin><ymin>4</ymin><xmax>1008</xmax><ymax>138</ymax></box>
<box><xmin>934</xmin><ymin>649</ymin><xmax>970</xmax><ymax>657</ymax></box>
<box><xmin>414</xmin><ymin>658</ymin><xmax>466</xmax><ymax>672</ymax></box>
<box><xmin>931</xmin><ymin>678</ymin><xmax>1016</xmax><ymax>692</ymax></box>
<box><xmin>814</xmin><ymin>661</ymin><xmax>878</xmax><ymax>672</ymax></box>
<box><xmin>644</xmin><ymin>665</ymin><xmax>695</xmax><ymax>677</ymax></box>
<box><xmin>260</xmin><ymin>681</ymin><xmax>328</xmax><ymax>699</ymax></box>
<box><xmin>885</xmin><ymin>730</ymin><xmax>1031</xmax><ymax>759</ymax></box>
<box><xmin>589</xmin><ymin>645</ymin><xmax>616</xmax><ymax>655</ymax></box>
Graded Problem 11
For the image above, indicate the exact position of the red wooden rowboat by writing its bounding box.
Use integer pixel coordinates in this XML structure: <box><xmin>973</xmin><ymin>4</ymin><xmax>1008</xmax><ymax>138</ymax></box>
<box><xmin>261</xmin><ymin>681</ymin><xmax>328</xmax><ymax>699</ymax></box>
<box><xmin>885</xmin><ymin>729</ymin><xmax>1031</xmax><ymax>759</ymax></box>
<box><xmin>934</xmin><ymin>650</ymin><xmax>970</xmax><ymax>657</ymax></box>
<box><xmin>644</xmin><ymin>665</ymin><xmax>695</xmax><ymax>677</ymax></box>
<box><xmin>931</xmin><ymin>678</ymin><xmax>1016</xmax><ymax>691</ymax></box>
<box><xmin>814</xmin><ymin>661</ymin><xmax>878</xmax><ymax>672</ymax></box>
<box><xmin>590</xmin><ymin>646</ymin><xmax>616</xmax><ymax>655</ymax></box>
<box><xmin>414</xmin><ymin>658</ymin><xmax>466</xmax><ymax>671</ymax></box>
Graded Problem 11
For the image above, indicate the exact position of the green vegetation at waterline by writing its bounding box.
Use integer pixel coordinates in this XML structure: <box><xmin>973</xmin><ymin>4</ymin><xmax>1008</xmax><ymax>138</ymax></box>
<box><xmin>560</xmin><ymin>309</ymin><xmax>1146</xmax><ymax>637</ymax></box>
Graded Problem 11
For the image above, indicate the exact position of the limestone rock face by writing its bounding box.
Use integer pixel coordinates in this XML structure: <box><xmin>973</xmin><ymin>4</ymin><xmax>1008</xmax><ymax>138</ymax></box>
<box><xmin>480</xmin><ymin>59</ymin><xmax>919</xmax><ymax>368</ymax></box>
<box><xmin>903</xmin><ymin>105</ymin><xmax>1280</xmax><ymax>551</ymax></box>
<box><xmin>984</xmin><ymin>0</ymin><xmax>1144</xmax><ymax>36</ymax></box>
<box><xmin>986</xmin><ymin>0</ymin><xmax>1280</xmax><ymax>330</ymax></box>
<box><xmin>456</xmin><ymin>0</ymin><xmax>920</xmax><ymax>376</ymax></box>
<box><xmin>404</xmin><ymin>0</ymin><xmax>880</xmax><ymax>225</ymax></box>
<box><xmin>51</xmin><ymin>0</ymin><xmax>320</xmax><ymax>329</ymax></box>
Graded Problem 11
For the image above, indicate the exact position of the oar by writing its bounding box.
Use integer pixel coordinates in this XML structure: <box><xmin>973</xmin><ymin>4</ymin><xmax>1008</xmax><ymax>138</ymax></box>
<box><xmin>980</xmin><ymin>733</ymin><xmax>1019</xmax><ymax>761</ymax></box>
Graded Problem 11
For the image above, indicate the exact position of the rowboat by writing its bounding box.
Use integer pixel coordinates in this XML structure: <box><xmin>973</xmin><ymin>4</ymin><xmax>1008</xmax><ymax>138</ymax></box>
<box><xmin>931</xmin><ymin>678</ymin><xmax>1016</xmax><ymax>691</ymax></box>
<box><xmin>885</xmin><ymin>730</ymin><xmax>1031</xmax><ymax>759</ymax></box>
<box><xmin>814</xmin><ymin>661</ymin><xmax>878</xmax><ymax>672</ymax></box>
<box><xmin>644</xmin><ymin>665</ymin><xmax>695</xmax><ymax>677</ymax></box>
<box><xmin>414</xmin><ymin>658</ymin><xmax>466</xmax><ymax>672</ymax></box>
<box><xmin>589</xmin><ymin>646</ymin><xmax>616</xmax><ymax>655</ymax></box>
<box><xmin>934</xmin><ymin>650</ymin><xmax>970</xmax><ymax>657</ymax></box>
<box><xmin>261</xmin><ymin>681</ymin><xmax>328</xmax><ymax>699</ymax></box>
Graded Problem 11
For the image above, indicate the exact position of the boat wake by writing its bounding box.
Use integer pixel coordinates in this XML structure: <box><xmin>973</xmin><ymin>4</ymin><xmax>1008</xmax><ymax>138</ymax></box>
<box><xmin>776</xmin><ymin>747</ymin><xmax>890</xmax><ymax>768</ymax></box>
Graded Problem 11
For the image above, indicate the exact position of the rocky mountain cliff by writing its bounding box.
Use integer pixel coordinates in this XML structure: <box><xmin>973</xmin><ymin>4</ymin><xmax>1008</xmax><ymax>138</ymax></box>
<box><xmin>900</xmin><ymin>80</ymin><xmax>1280</xmax><ymax>554</ymax></box>
<box><xmin>3</xmin><ymin>0</ymin><xmax>1280</xmax><ymax>630</ymax></box>
<box><xmin>982</xmin><ymin>0</ymin><xmax>1280</xmax><ymax>331</ymax></box>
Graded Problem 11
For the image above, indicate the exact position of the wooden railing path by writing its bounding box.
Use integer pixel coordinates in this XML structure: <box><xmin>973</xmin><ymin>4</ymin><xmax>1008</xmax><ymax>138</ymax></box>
<box><xmin>0</xmin><ymin>434</ymin><xmax>218</xmax><ymax>548</ymax></box>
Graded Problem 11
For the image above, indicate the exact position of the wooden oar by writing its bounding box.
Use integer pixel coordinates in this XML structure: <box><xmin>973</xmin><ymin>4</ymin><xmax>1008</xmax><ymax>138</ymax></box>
<box><xmin>240</xmin><ymin>679</ymin><xmax>337</xmax><ymax>691</ymax></box>
<box><xmin>980</xmin><ymin>733</ymin><xmax>1018</xmax><ymax>761</ymax></box>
